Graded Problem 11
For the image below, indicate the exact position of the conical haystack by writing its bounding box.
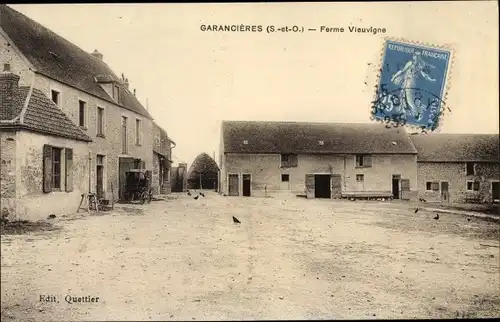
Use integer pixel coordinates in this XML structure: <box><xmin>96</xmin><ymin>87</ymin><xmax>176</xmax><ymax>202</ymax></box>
<box><xmin>187</xmin><ymin>153</ymin><xmax>220</xmax><ymax>190</ymax></box>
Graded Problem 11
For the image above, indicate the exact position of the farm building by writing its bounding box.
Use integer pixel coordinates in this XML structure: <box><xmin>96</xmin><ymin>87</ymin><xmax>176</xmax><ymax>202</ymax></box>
<box><xmin>411</xmin><ymin>134</ymin><xmax>500</xmax><ymax>204</ymax></box>
<box><xmin>219</xmin><ymin>121</ymin><xmax>419</xmax><ymax>200</ymax></box>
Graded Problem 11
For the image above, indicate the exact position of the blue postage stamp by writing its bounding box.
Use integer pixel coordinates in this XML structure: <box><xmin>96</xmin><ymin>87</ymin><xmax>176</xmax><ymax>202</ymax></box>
<box><xmin>371</xmin><ymin>40</ymin><xmax>453</xmax><ymax>131</ymax></box>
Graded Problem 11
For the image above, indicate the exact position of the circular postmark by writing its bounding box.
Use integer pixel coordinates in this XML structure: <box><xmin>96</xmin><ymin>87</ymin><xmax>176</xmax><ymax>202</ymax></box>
<box><xmin>370</xmin><ymin>84</ymin><xmax>451</xmax><ymax>133</ymax></box>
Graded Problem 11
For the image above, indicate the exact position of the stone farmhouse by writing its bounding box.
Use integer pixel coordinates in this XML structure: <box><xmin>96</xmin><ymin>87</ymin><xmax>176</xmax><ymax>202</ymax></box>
<box><xmin>411</xmin><ymin>134</ymin><xmax>499</xmax><ymax>204</ymax></box>
<box><xmin>0</xmin><ymin>5</ymin><xmax>174</xmax><ymax>221</ymax></box>
<box><xmin>219</xmin><ymin>121</ymin><xmax>419</xmax><ymax>200</ymax></box>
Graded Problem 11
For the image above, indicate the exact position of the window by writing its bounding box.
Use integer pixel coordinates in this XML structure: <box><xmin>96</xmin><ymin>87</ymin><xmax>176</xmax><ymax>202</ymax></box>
<box><xmin>356</xmin><ymin>174</ymin><xmax>364</xmax><ymax>182</ymax></box>
<box><xmin>467</xmin><ymin>181</ymin><xmax>480</xmax><ymax>191</ymax></box>
<box><xmin>97</xmin><ymin>107</ymin><xmax>105</xmax><ymax>136</ymax></box>
<box><xmin>355</xmin><ymin>155</ymin><xmax>372</xmax><ymax>168</ymax></box>
<box><xmin>43</xmin><ymin>145</ymin><xmax>73</xmax><ymax>193</ymax></box>
<box><xmin>135</xmin><ymin>119</ymin><xmax>142</xmax><ymax>146</ymax></box>
<box><xmin>51</xmin><ymin>147</ymin><xmax>62</xmax><ymax>189</ymax></box>
<box><xmin>243</xmin><ymin>140</ymin><xmax>249</xmax><ymax>145</ymax></box>
<box><xmin>281</xmin><ymin>154</ymin><xmax>298</xmax><ymax>168</ymax></box>
<box><xmin>281</xmin><ymin>174</ymin><xmax>290</xmax><ymax>182</ymax></box>
<box><xmin>466</xmin><ymin>162</ymin><xmax>475</xmax><ymax>176</ymax></box>
<box><xmin>426</xmin><ymin>181</ymin><xmax>439</xmax><ymax>191</ymax></box>
<box><xmin>121</xmin><ymin>116</ymin><xmax>128</xmax><ymax>154</ymax></box>
<box><xmin>51</xmin><ymin>90</ymin><xmax>60</xmax><ymax>106</ymax></box>
<box><xmin>318</xmin><ymin>140</ymin><xmax>324</xmax><ymax>145</ymax></box>
<box><xmin>113</xmin><ymin>85</ymin><xmax>120</xmax><ymax>102</ymax></box>
<box><xmin>78</xmin><ymin>100</ymin><xmax>86</xmax><ymax>128</ymax></box>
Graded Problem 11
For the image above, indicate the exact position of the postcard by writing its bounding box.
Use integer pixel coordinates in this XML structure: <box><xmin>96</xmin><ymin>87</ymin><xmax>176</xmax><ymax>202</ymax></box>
<box><xmin>1</xmin><ymin>2</ymin><xmax>498</xmax><ymax>321</ymax></box>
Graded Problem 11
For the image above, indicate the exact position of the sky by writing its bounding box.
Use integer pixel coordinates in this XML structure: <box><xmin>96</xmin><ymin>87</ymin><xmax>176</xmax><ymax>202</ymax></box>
<box><xmin>9</xmin><ymin>2</ymin><xmax>499</xmax><ymax>167</ymax></box>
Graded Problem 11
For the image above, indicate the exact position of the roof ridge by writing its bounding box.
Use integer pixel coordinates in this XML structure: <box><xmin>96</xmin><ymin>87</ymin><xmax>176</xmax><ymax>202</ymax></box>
<box><xmin>222</xmin><ymin>120</ymin><xmax>389</xmax><ymax>126</ymax></box>
<box><xmin>1</xmin><ymin>4</ymin><xmax>154</xmax><ymax>120</ymax></box>
<box><xmin>19</xmin><ymin>75</ymin><xmax>36</xmax><ymax>124</ymax></box>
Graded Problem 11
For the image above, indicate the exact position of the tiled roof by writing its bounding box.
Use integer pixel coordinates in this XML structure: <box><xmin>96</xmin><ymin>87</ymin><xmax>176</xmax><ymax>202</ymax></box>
<box><xmin>0</xmin><ymin>86</ymin><xmax>29</xmax><ymax>120</ymax></box>
<box><xmin>0</xmin><ymin>86</ymin><xmax>92</xmax><ymax>142</ymax></box>
<box><xmin>0</xmin><ymin>4</ymin><xmax>153</xmax><ymax>120</ymax></box>
<box><xmin>222</xmin><ymin>121</ymin><xmax>418</xmax><ymax>154</ymax></box>
<box><xmin>410</xmin><ymin>134</ymin><xmax>499</xmax><ymax>162</ymax></box>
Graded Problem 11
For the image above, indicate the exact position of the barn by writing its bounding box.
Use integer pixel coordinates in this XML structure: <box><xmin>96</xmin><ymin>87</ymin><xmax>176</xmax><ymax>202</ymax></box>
<box><xmin>219</xmin><ymin>121</ymin><xmax>418</xmax><ymax>200</ymax></box>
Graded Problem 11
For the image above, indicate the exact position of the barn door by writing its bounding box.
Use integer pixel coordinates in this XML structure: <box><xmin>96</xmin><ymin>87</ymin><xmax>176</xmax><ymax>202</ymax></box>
<box><xmin>305</xmin><ymin>174</ymin><xmax>315</xmax><ymax>199</ymax></box>
<box><xmin>331</xmin><ymin>174</ymin><xmax>342</xmax><ymax>198</ymax></box>
<box><xmin>401</xmin><ymin>178</ymin><xmax>411</xmax><ymax>200</ymax></box>
<box><xmin>228</xmin><ymin>174</ymin><xmax>239</xmax><ymax>196</ymax></box>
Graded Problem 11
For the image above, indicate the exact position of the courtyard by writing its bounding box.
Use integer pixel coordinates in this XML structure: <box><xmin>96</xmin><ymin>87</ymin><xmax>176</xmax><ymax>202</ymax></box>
<box><xmin>1</xmin><ymin>192</ymin><xmax>499</xmax><ymax>321</ymax></box>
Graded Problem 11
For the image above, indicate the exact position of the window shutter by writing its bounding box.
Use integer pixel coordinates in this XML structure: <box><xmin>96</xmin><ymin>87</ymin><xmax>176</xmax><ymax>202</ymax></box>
<box><xmin>364</xmin><ymin>155</ymin><xmax>372</xmax><ymax>167</ymax></box>
<box><xmin>65</xmin><ymin>148</ymin><xmax>74</xmax><ymax>192</ymax></box>
<box><xmin>473</xmin><ymin>181</ymin><xmax>480</xmax><ymax>191</ymax></box>
<box><xmin>305</xmin><ymin>174</ymin><xmax>315</xmax><ymax>199</ymax></box>
<box><xmin>401</xmin><ymin>179</ymin><xmax>410</xmax><ymax>191</ymax></box>
<box><xmin>43</xmin><ymin>145</ymin><xmax>53</xmax><ymax>193</ymax></box>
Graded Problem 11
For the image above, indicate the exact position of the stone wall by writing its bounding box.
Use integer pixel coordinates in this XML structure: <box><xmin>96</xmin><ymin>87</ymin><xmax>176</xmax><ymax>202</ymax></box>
<box><xmin>418</xmin><ymin>162</ymin><xmax>500</xmax><ymax>203</ymax></box>
<box><xmin>0</xmin><ymin>130</ymin><xmax>17</xmax><ymax>219</ymax></box>
<box><xmin>15</xmin><ymin>131</ymin><xmax>90</xmax><ymax>221</ymax></box>
<box><xmin>0</xmin><ymin>31</ymin><xmax>35</xmax><ymax>87</ymax></box>
<box><xmin>221</xmin><ymin>153</ymin><xmax>418</xmax><ymax>198</ymax></box>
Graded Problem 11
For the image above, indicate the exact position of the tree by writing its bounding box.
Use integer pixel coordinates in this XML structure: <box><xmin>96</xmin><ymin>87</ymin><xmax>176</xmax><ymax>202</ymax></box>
<box><xmin>187</xmin><ymin>153</ymin><xmax>220</xmax><ymax>190</ymax></box>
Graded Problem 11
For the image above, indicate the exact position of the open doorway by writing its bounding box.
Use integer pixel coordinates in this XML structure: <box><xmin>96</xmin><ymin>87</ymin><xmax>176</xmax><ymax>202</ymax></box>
<box><xmin>96</xmin><ymin>155</ymin><xmax>105</xmax><ymax>199</ymax></box>
<box><xmin>314</xmin><ymin>174</ymin><xmax>331</xmax><ymax>198</ymax></box>
<box><xmin>392</xmin><ymin>174</ymin><xmax>401</xmax><ymax>199</ymax></box>
<box><xmin>492</xmin><ymin>181</ymin><xmax>500</xmax><ymax>202</ymax></box>
<box><xmin>440</xmin><ymin>181</ymin><xmax>449</xmax><ymax>202</ymax></box>
<box><xmin>242</xmin><ymin>174</ymin><xmax>251</xmax><ymax>197</ymax></box>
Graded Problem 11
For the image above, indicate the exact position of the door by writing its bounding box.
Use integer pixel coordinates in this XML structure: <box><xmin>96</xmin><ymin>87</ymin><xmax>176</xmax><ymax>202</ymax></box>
<box><xmin>228</xmin><ymin>174</ymin><xmax>239</xmax><ymax>196</ymax></box>
<box><xmin>119</xmin><ymin>157</ymin><xmax>135</xmax><ymax>200</ymax></box>
<box><xmin>280</xmin><ymin>174</ymin><xmax>291</xmax><ymax>191</ymax></box>
<box><xmin>305</xmin><ymin>174</ymin><xmax>315</xmax><ymax>199</ymax></box>
<box><xmin>492</xmin><ymin>182</ymin><xmax>500</xmax><ymax>202</ymax></box>
<box><xmin>331</xmin><ymin>174</ymin><xmax>342</xmax><ymax>198</ymax></box>
<box><xmin>96</xmin><ymin>155</ymin><xmax>104</xmax><ymax>199</ymax></box>
<box><xmin>401</xmin><ymin>178</ymin><xmax>410</xmax><ymax>200</ymax></box>
<box><xmin>242</xmin><ymin>174</ymin><xmax>251</xmax><ymax>197</ymax></box>
<box><xmin>440</xmin><ymin>181</ymin><xmax>449</xmax><ymax>203</ymax></box>
<box><xmin>356</xmin><ymin>174</ymin><xmax>365</xmax><ymax>191</ymax></box>
<box><xmin>314</xmin><ymin>174</ymin><xmax>331</xmax><ymax>199</ymax></box>
<box><xmin>392</xmin><ymin>174</ymin><xmax>401</xmax><ymax>199</ymax></box>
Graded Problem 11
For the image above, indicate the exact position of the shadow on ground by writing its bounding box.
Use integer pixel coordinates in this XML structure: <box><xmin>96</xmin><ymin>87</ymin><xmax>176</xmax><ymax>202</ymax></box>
<box><xmin>0</xmin><ymin>220</ymin><xmax>61</xmax><ymax>236</ymax></box>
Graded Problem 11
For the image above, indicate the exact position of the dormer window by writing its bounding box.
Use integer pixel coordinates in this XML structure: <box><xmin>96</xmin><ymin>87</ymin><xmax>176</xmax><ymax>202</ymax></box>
<box><xmin>51</xmin><ymin>90</ymin><xmax>60</xmax><ymax>106</ymax></box>
<box><xmin>113</xmin><ymin>85</ymin><xmax>120</xmax><ymax>102</ymax></box>
<box><xmin>318</xmin><ymin>140</ymin><xmax>324</xmax><ymax>145</ymax></box>
<box><xmin>243</xmin><ymin>140</ymin><xmax>249</xmax><ymax>145</ymax></box>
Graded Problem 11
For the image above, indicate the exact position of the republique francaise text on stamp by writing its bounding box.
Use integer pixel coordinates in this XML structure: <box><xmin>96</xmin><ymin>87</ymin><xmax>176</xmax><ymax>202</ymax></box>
<box><xmin>371</xmin><ymin>39</ymin><xmax>454</xmax><ymax>131</ymax></box>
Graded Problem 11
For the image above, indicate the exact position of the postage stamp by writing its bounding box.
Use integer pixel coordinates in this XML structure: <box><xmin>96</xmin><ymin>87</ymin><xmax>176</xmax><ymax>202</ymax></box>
<box><xmin>371</xmin><ymin>39</ymin><xmax>453</xmax><ymax>131</ymax></box>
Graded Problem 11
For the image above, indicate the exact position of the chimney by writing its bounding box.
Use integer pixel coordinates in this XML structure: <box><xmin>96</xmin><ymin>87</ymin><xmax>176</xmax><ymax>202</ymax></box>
<box><xmin>124</xmin><ymin>78</ymin><xmax>129</xmax><ymax>89</ymax></box>
<box><xmin>0</xmin><ymin>64</ymin><xmax>21</xmax><ymax>120</ymax></box>
<box><xmin>133</xmin><ymin>88</ymin><xmax>136</xmax><ymax>96</ymax></box>
<box><xmin>91</xmin><ymin>49</ymin><xmax>103</xmax><ymax>61</ymax></box>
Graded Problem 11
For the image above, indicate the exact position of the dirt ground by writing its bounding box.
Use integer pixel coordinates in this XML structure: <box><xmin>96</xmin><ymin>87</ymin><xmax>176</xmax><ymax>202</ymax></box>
<box><xmin>1</xmin><ymin>192</ymin><xmax>499</xmax><ymax>321</ymax></box>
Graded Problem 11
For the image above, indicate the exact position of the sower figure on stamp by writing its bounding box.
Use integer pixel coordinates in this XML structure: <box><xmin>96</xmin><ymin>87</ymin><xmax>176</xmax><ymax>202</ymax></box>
<box><xmin>390</xmin><ymin>52</ymin><xmax>437</xmax><ymax>121</ymax></box>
